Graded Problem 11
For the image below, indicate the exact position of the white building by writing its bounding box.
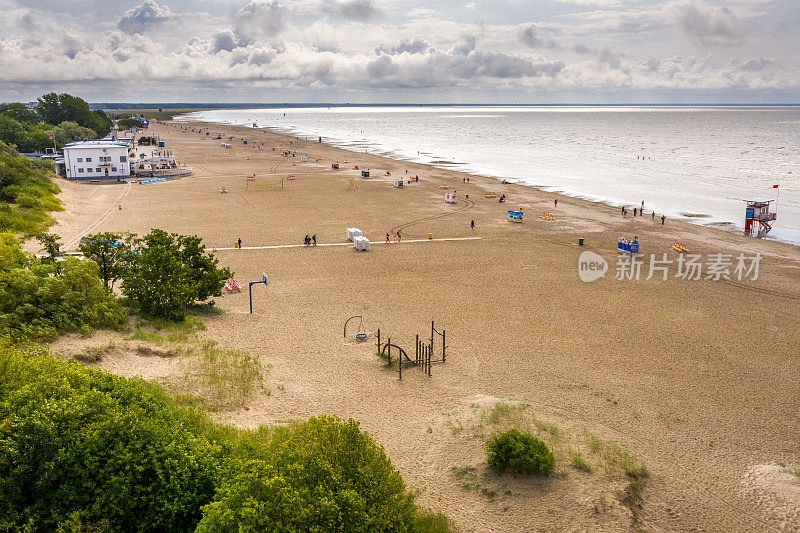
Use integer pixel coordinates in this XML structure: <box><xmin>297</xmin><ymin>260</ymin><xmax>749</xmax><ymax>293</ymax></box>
<box><xmin>63</xmin><ymin>140</ymin><xmax>131</xmax><ymax>180</ymax></box>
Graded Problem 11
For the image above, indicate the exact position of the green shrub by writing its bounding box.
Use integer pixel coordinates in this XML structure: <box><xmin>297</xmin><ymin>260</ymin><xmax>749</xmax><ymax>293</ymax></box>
<box><xmin>0</xmin><ymin>141</ymin><xmax>62</xmax><ymax>235</ymax></box>
<box><xmin>197</xmin><ymin>415</ymin><xmax>418</xmax><ymax>532</ymax></box>
<box><xmin>0</xmin><ymin>234</ymin><xmax>126</xmax><ymax>341</ymax></box>
<box><xmin>0</xmin><ymin>344</ymin><xmax>223</xmax><ymax>531</ymax></box>
<box><xmin>485</xmin><ymin>428</ymin><xmax>555</xmax><ymax>476</ymax></box>
<box><xmin>0</xmin><ymin>348</ymin><xmax>442</xmax><ymax>532</ymax></box>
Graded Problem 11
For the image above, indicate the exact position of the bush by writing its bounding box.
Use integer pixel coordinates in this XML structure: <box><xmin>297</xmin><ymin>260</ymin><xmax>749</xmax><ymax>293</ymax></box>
<box><xmin>0</xmin><ymin>234</ymin><xmax>127</xmax><ymax>340</ymax></box>
<box><xmin>197</xmin><ymin>415</ymin><xmax>418</xmax><ymax>532</ymax></box>
<box><xmin>0</xmin><ymin>349</ymin><xmax>440</xmax><ymax>532</ymax></box>
<box><xmin>485</xmin><ymin>429</ymin><xmax>555</xmax><ymax>476</ymax></box>
<box><xmin>0</xmin><ymin>345</ymin><xmax>223</xmax><ymax>531</ymax></box>
<box><xmin>0</xmin><ymin>141</ymin><xmax>62</xmax><ymax>235</ymax></box>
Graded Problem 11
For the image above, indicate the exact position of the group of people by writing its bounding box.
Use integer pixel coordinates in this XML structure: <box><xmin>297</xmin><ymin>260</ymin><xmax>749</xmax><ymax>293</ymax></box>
<box><xmin>621</xmin><ymin>202</ymin><xmax>666</xmax><ymax>224</ymax></box>
<box><xmin>386</xmin><ymin>230</ymin><xmax>402</xmax><ymax>242</ymax></box>
<box><xmin>304</xmin><ymin>234</ymin><xmax>316</xmax><ymax>246</ymax></box>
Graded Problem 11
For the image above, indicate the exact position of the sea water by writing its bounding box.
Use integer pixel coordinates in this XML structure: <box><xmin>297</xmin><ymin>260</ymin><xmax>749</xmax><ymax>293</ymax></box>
<box><xmin>179</xmin><ymin>106</ymin><xmax>800</xmax><ymax>245</ymax></box>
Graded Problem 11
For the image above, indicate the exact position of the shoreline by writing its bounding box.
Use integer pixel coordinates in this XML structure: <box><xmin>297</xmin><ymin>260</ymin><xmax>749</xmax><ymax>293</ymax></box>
<box><xmin>176</xmin><ymin>115</ymin><xmax>799</xmax><ymax>256</ymax></box>
<box><xmin>175</xmin><ymin>110</ymin><xmax>798</xmax><ymax>248</ymax></box>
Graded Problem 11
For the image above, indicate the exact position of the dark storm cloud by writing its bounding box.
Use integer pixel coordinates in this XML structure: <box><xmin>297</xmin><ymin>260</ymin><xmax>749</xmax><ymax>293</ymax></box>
<box><xmin>118</xmin><ymin>0</ymin><xmax>177</xmax><ymax>34</ymax></box>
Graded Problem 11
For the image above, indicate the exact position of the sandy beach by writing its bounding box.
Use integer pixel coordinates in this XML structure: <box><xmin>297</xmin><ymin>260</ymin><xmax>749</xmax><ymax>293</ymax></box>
<box><xmin>48</xmin><ymin>119</ymin><xmax>800</xmax><ymax>531</ymax></box>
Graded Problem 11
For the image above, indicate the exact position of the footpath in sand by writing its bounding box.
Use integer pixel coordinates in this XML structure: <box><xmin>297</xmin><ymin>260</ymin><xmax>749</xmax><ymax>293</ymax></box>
<box><xmin>49</xmin><ymin>120</ymin><xmax>800</xmax><ymax>531</ymax></box>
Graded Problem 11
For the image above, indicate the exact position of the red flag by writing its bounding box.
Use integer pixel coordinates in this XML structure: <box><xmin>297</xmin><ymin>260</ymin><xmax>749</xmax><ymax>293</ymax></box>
<box><xmin>772</xmin><ymin>184</ymin><xmax>779</xmax><ymax>188</ymax></box>
<box><xmin>48</xmin><ymin>135</ymin><xmax>54</xmax><ymax>140</ymax></box>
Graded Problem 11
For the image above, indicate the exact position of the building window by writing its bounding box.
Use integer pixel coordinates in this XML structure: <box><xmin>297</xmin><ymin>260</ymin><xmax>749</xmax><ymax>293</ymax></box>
<box><xmin>96</xmin><ymin>168</ymin><xmax>101</xmax><ymax>172</ymax></box>
<box><xmin>120</xmin><ymin>156</ymin><xmax>127</xmax><ymax>162</ymax></box>
<box><xmin>111</xmin><ymin>167</ymin><xmax>117</xmax><ymax>172</ymax></box>
<box><xmin>78</xmin><ymin>168</ymin><xmax>83</xmax><ymax>173</ymax></box>
<box><xmin>77</xmin><ymin>157</ymin><xmax>83</xmax><ymax>162</ymax></box>
<box><xmin>85</xmin><ymin>157</ymin><xmax>92</xmax><ymax>162</ymax></box>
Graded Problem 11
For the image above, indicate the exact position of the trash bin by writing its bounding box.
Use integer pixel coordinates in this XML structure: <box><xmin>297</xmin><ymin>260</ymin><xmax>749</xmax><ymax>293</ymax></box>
<box><xmin>578</xmin><ymin>238</ymin><xmax>584</xmax><ymax>246</ymax></box>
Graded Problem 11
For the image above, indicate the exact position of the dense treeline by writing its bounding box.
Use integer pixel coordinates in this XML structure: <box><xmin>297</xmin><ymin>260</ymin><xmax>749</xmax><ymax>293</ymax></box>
<box><xmin>0</xmin><ymin>141</ymin><xmax>62</xmax><ymax>235</ymax></box>
<box><xmin>0</xmin><ymin>347</ymin><xmax>446</xmax><ymax>531</ymax></box>
<box><xmin>0</xmin><ymin>93</ymin><xmax>112</xmax><ymax>152</ymax></box>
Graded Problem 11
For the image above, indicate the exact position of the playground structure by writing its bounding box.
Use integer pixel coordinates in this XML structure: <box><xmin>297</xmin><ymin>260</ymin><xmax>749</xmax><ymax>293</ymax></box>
<box><xmin>507</xmin><ymin>210</ymin><xmax>523</xmax><ymax>222</ymax></box>
<box><xmin>375</xmin><ymin>321</ymin><xmax>447</xmax><ymax>380</ymax></box>
<box><xmin>343</xmin><ymin>315</ymin><xmax>368</xmax><ymax>340</ymax></box>
<box><xmin>361</xmin><ymin>170</ymin><xmax>370</xmax><ymax>178</ymax></box>
<box><xmin>744</xmin><ymin>200</ymin><xmax>777</xmax><ymax>236</ymax></box>
<box><xmin>246</xmin><ymin>177</ymin><xmax>283</xmax><ymax>190</ymax></box>
<box><xmin>618</xmin><ymin>236</ymin><xmax>640</xmax><ymax>254</ymax></box>
<box><xmin>346</xmin><ymin>176</ymin><xmax>358</xmax><ymax>190</ymax></box>
<box><xmin>248</xmin><ymin>273</ymin><xmax>268</xmax><ymax>314</ymax></box>
<box><xmin>445</xmin><ymin>191</ymin><xmax>457</xmax><ymax>204</ymax></box>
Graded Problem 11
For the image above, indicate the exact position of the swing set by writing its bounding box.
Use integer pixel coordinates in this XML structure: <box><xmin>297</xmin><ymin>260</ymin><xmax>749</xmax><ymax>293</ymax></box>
<box><xmin>344</xmin><ymin>315</ymin><xmax>368</xmax><ymax>340</ymax></box>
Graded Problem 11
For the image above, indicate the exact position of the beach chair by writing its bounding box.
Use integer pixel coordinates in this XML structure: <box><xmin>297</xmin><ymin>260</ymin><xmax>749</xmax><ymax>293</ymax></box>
<box><xmin>224</xmin><ymin>278</ymin><xmax>242</xmax><ymax>293</ymax></box>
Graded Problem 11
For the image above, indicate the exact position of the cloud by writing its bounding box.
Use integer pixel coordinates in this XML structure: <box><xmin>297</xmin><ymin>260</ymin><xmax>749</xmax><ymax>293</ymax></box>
<box><xmin>234</xmin><ymin>0</ymin><xmax>286</xmax><ymax>44</ymax></box>
<box><xmin>211</xmin><ymin>29</ymin><xmax>240</xmax><ymax>53</ymax></box>
<box><xmin>330</xmin><ymin>0</ymin><xmax>382</xmax><ymax>22</ymax></box>
<box><xmin>673</xmin><ymin>1</ymin><xmax>746</xmax><ymax>47</ymax></box>
<box><xmin>118</xmin><ymin>0</ymin><xmax>177</xmax><ymax>35</ymax></box>
<box><xmin>374</xmin><ymin>38</ymin><xmax>430</xmax><ymax>55</ymax></box>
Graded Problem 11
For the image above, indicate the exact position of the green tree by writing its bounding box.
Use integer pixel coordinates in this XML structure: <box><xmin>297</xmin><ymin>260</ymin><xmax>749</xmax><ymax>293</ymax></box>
<box><xmin>51</xmin><ymin>121</ymin><xmax>96</xmax><ymax>146</ymax></box>
<box><xmin>117</xmin><ymin>118</ymin><xmax>142</xmax><ymax>130</ymax></box>
<box><xmin>0</xmin><ymin>141</ymin><xmax>62</xmax><ymax>235</ymax></box>
<box><xmin>121</xmin><ymin>230</ymin><xmax>230</xmax><ymax>320</ymax></box>
<box><xmin>0</xmin><ymin>115</ymin><xmax>26</xmax><ymax>150</ymax></box>
<box><xmin>35</xmin><ymin>93</ymin><xmax>111</xmax><ymax>138</ymax></box>
<box><xmin>0</xmin><ymin>103</ymin><xmax>40</xmax><ymax>124</ymax></box>
<box><xmin>178</xmin><ymin>234</ymin><xmax>231</xmax><ymax>303</ymax></box>
<box><xmin>78</xmin><ymin>232</ymin><xmax>128</xmax><ymax>293</ymax></box>
<box><xmin>36</xmin><ymin>233</ymin><xmax>62</xmax><ymax>263</ymax></box>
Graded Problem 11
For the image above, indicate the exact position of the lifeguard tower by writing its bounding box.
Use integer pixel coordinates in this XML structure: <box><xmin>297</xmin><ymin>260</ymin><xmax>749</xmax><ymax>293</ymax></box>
<box><xmin>744</xmin><ymin>200</ymin><xmax>776</xmax><ymax>236</ymax></box>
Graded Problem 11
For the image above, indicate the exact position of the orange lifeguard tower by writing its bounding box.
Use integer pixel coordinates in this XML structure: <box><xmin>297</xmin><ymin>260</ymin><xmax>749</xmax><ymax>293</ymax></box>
<box><xmin>744</xmin><ymin>200</ymin><xmax>776</xmax><ymax>236</ymax></box>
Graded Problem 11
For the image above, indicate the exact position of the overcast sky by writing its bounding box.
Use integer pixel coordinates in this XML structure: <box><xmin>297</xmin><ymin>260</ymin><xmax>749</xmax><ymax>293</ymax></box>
<box><xmin>1</xmin><ymin>0</ymin><xmax>798</xmax><ymax>103</ymax></box>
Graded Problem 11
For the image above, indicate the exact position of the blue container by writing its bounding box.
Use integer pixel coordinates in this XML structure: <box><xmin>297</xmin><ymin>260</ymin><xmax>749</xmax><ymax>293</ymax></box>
<box><xmin>243</xmin><ymin>140</ymin><xmax>247</xmax><ymax>145</ymax></box>
<box><xmin>158</xmin><ymin>141</ymin><xmax>165</xmax><ymax>147</ymax></box>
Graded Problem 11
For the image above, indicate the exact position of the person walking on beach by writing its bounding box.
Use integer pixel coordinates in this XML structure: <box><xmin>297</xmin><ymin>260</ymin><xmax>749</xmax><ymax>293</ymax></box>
<box><xmin>312</xmin><ymin>234</ymin><xmax>316</xmax><ymax>246</ymax></box>
<box><xmin>554</xmin><ymin>199</ymin><xmax>558</xmax><ymax>208</ymax></box>
<box><xmin>237</xmin><ymin>238</ymin><xmax>242</xmax><ymax>249</ymax></box>
<box><xmin>652</xmin><ymin>211</ymin><xmax>655</xmax><ymax>220</ymax></box>
<box><xmin>470</xmin><ymin>220</ymin><xmax>475</xmax><ymax>230</ymax></box>
<box><xmin>633</xmin><ymin>208</ymin><xmax>637</xmax><ymax>217</ymax></box>
<box><xmin>304</xmin><ymin>234</ymin><xmax>310</xmax><ymax>246</ymax></box>
<box><xmin>386</xmin><ymin>233</ymin><xmax>390</xmax><ymax>243</ymax></box>
<box><xmin>661</xmin><ymin>215</ymin><xmax>666</xmax><ymax>225</ymax></box>
<box><xmin>641</xmin><ymin>200</ymin><xmax>645</xmax><ymax>212</ymax></box>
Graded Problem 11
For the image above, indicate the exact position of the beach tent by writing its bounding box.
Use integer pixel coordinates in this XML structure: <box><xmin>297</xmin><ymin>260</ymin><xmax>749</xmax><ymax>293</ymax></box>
<box><xmin>445</xmin><ymin>191</ymin><xmax>457</xmax><ymax>203</ymax></box>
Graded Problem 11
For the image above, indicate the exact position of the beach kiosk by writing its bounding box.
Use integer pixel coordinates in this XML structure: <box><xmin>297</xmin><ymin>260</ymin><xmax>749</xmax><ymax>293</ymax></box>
<box><xmin>393</xmin><ymin>179</ymin><xmax>404</xmax><ymax>188</ymax></box>
<box><xmin>445</xmin><ymin>191</ymin><xmax>457</xmax><ymax>204</ymax></box>
<box><xmin>507</xmin><ymin>210</ymin><xmax>523</xmax><ymax>222</ymax></box>
<box><xmin>361</xmin><ymin>170</ymin><xmax>370</xmax><ymax>178</ymax></box>
<box><xmin>744</xmin><ymin>200</ymin><xmax>777</xmax><ymax>236</ymax></box>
